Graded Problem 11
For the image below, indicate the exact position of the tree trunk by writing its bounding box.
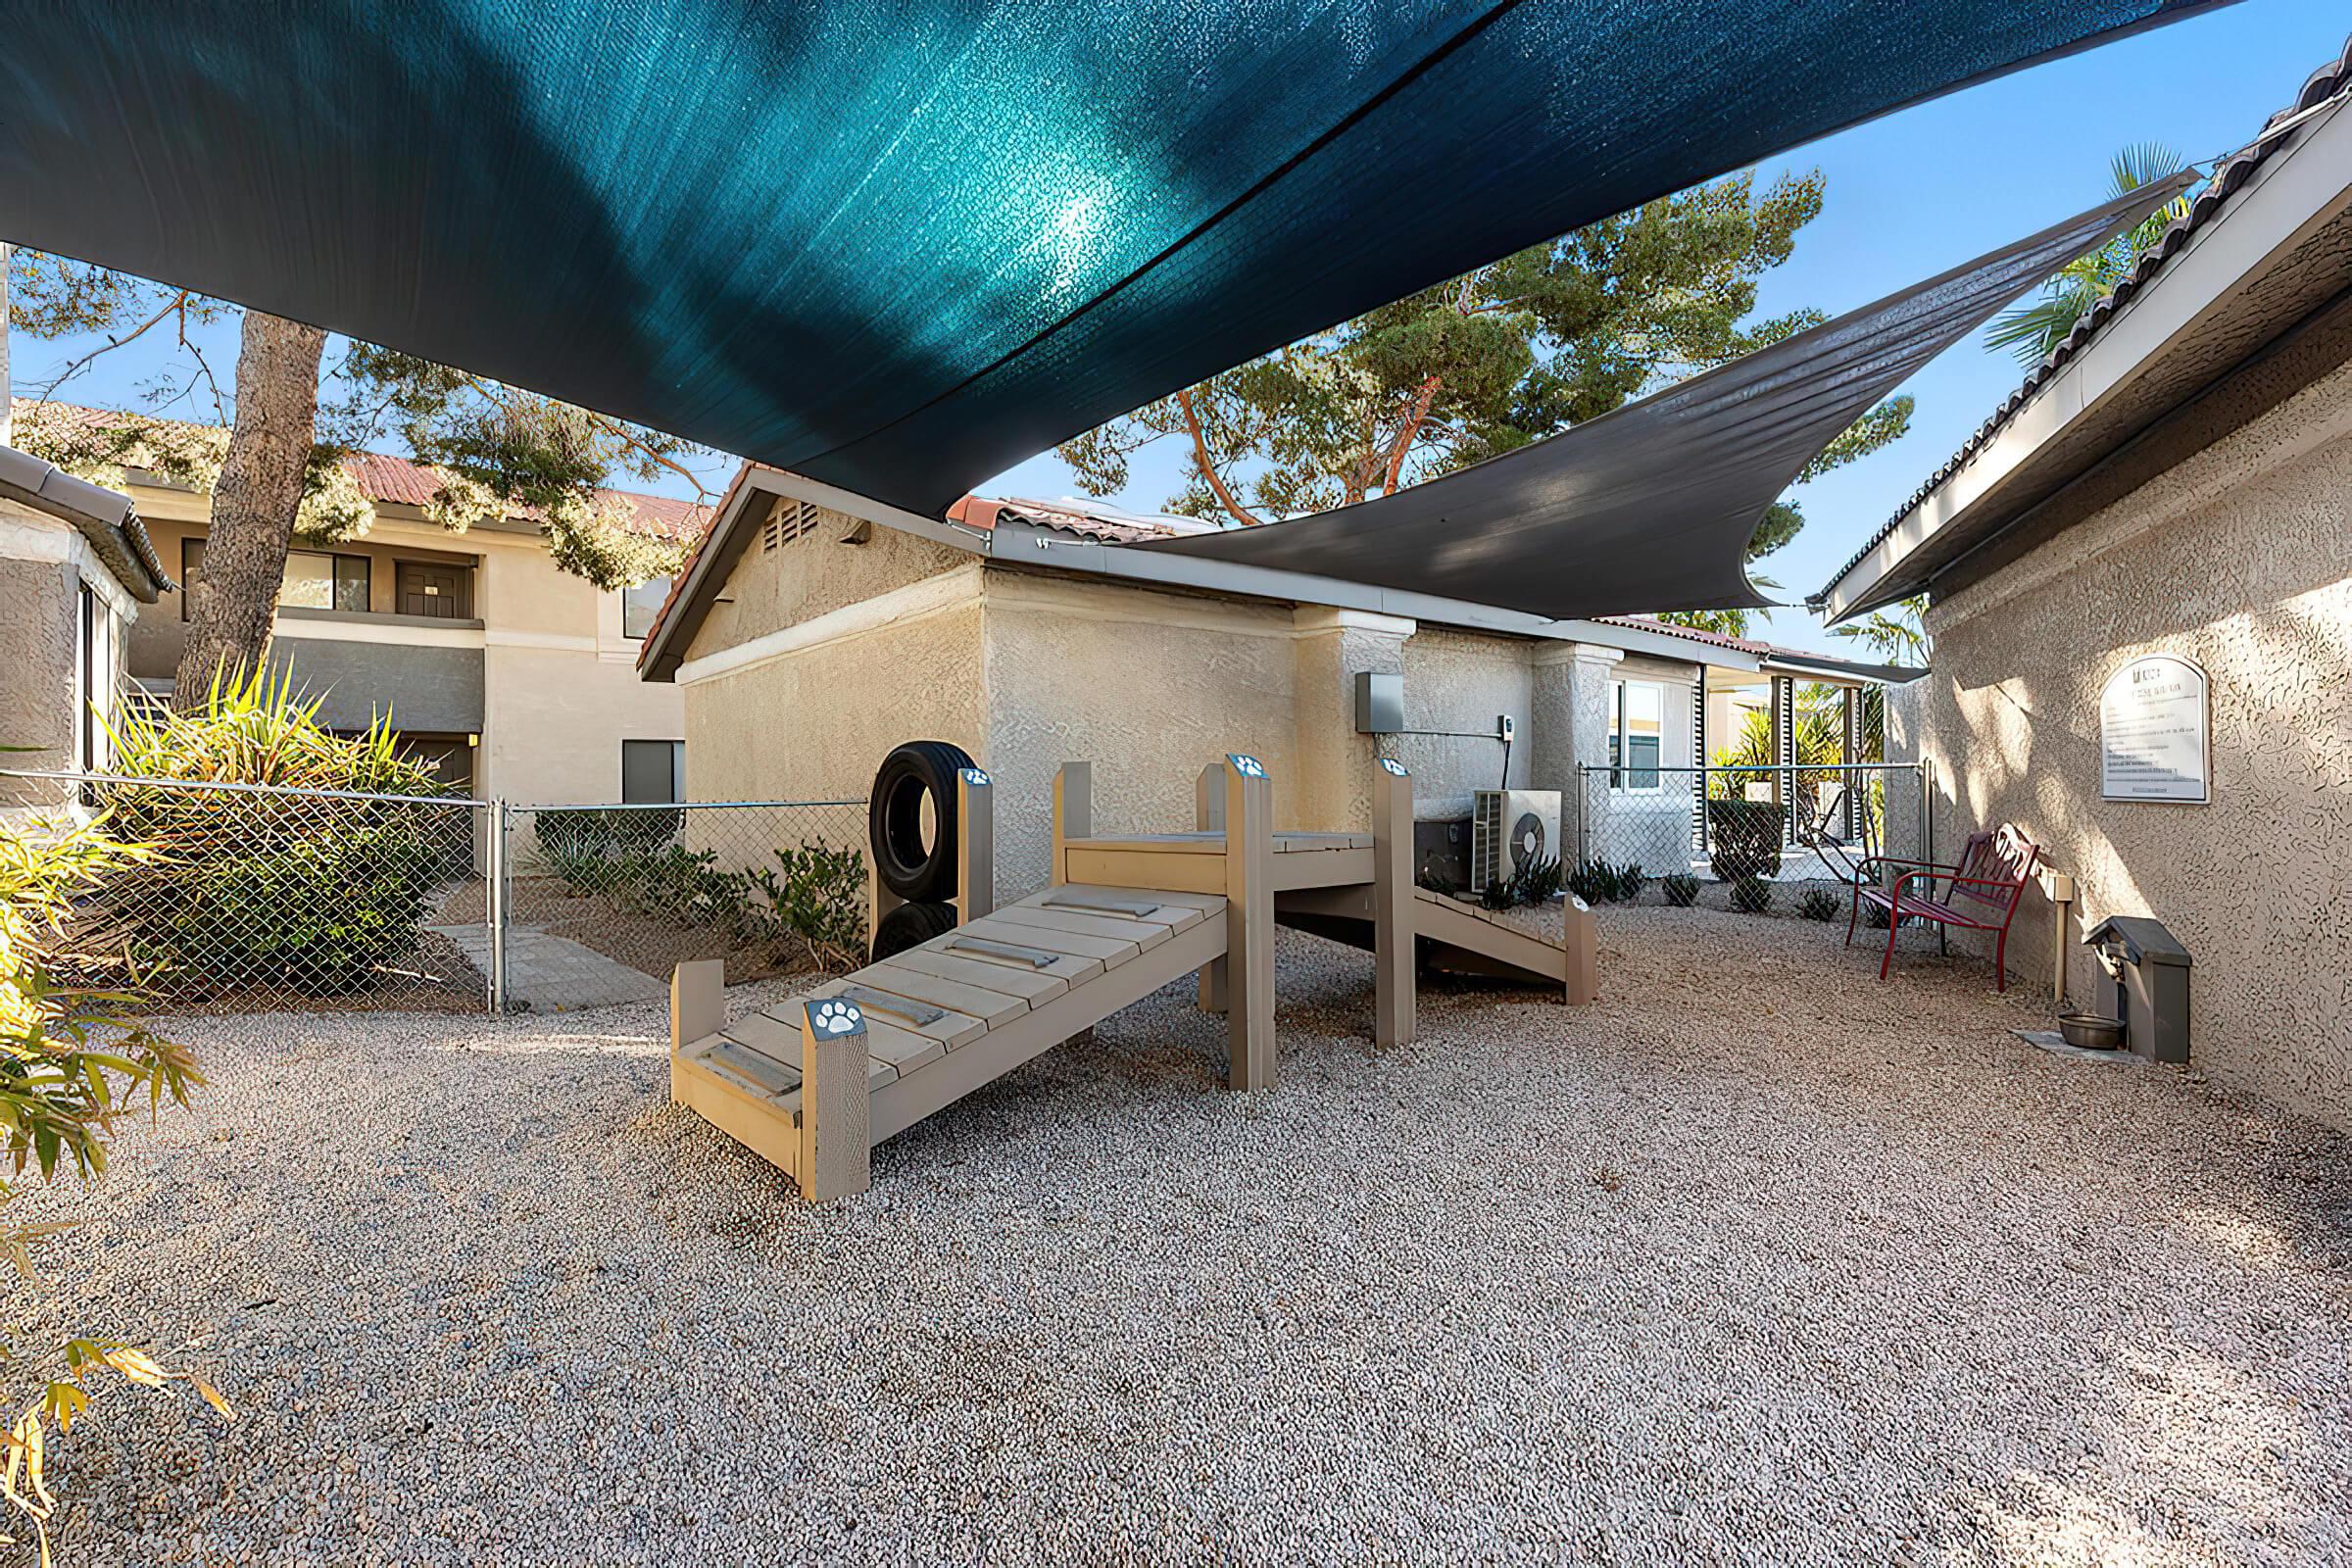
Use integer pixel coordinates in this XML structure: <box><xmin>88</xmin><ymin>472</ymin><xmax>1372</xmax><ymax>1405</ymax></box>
<box><xmin>173</xmin><ymin>310</ymin><xmax>325</xmax><ymax>710</ymax></box>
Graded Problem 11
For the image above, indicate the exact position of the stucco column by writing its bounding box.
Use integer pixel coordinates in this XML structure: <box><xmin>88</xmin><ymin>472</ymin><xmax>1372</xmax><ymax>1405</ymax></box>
<box><xmin>1290</xmin><ymin>607</ymin><xmax>1415</xmax><ymax>832</ymax></box>
<box><xmin>1531</xmin><ymin>642</ymin><xmax>1624</xmax><ymax>865</ymax></box>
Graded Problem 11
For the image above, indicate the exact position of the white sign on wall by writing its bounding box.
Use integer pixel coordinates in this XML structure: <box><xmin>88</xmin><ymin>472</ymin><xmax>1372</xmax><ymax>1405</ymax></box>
<box><xmin>2099</xmin><ymin>654</ymin><xmax>2209</xmax><ymax>804</ymax></box>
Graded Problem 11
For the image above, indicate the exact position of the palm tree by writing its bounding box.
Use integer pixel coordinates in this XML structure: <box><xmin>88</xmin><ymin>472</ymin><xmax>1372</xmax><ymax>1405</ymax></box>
<box><xmin>1832</xmin><ymin>596</ymin><xmax>1930</xmax><ymax>666</ymax></box>
<box><xmin>1984</xmin><ymin>143</ymin><xmax>2197</xmax><ymax>368</ymax></box>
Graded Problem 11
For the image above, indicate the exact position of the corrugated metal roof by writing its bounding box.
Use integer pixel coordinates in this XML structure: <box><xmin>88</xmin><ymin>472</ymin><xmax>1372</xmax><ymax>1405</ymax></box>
<box><xmin>12</xmin><ymin>399</ymin><xmax>711</xmax><ymax>541</ymax></box>
<box><xmin>1811</xmin><ymin>30</ymin><xmax>2352</xmax><ymax>608</ymax></box>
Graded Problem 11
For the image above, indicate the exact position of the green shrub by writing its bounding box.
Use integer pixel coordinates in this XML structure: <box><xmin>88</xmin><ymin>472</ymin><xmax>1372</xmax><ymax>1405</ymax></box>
<box><xmin>1508</xmin><ymin>853</ymin><xmax>1563</xmax><ymax>906</ymax></box>
<box><xmin>1</xmin><ymin>801</ymin><xmax>223</xmax><ymax>1555</ymax></box>
<box><xmin>1661</xmin><ymin>873</ymin><xmax>1700</xmax><ymax>907</ymax></box>
<box><xmin>161</xmin><ymin>815</ymin><xmax>440</xmax><ymax>993</ymax></box>
<box><xmin>1606</xmin><ymin>861</ymin><xmax>1647</xmax><ymax>902</ymax></box>
<box><xmin>534</xmin><ymin>806</ymin><xmax>682</xmax><ymax>867</ymax></box>
<box><xmin>1730</xmin><ymin>874</ymin><xmax>1774</xmax><ymax>913</ymax></box>
<box><xmin>1705</xmin><ymin>799</ymin><xmax>1788</xmax><ymax>882</ymax></box>
<box><xmin>1797</xmin><ymin>888</ymin><xmax>1842</xmax><ymax>922</ymax></box>
<box><xmin>94</xmin><ymin>664</ymin><xmax>453</xmax><ymax>997</ymax></box>
<box><xmin>1865</xmin><ymin>900</ymin><xmax>1892</xmax><ymax>930</ymax></box>
<box><xmin>748</xmin><ymin>842</ymin><xmax>868</xmax><ymax>966</ymax></box>
<box><xmin>1566</xmin><ymin>858</ymin><xmax>1611</xmax><ymax>905</ymax></box>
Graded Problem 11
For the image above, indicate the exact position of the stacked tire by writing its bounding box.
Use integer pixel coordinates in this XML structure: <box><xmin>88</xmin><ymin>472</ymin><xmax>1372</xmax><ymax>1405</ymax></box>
<box><xmin>866</xmin><ymin>740</ymin><xmax>975</xmax><ymax>961</ymax></box>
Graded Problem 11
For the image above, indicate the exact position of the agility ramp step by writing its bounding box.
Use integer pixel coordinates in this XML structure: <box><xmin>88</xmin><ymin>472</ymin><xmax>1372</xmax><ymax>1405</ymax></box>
<box><xmin>671</xmin><ymin>883</ymin><xmax>1228</xmax><ymax>1176</ymax></box>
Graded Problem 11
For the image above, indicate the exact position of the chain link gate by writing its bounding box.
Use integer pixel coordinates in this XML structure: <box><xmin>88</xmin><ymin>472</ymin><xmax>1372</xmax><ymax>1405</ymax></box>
<box><xmin>490</xmin><ymin>798</ymin><xmax>869</xmax><ymax>1012</ymax></box>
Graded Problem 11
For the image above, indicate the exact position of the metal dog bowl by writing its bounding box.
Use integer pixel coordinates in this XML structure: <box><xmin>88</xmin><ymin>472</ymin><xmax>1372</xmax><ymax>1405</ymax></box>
<box><xmin>2057</xmin><ymin>1011</ymin><xmax>2125</xmax><ymax>1051</ymax></box>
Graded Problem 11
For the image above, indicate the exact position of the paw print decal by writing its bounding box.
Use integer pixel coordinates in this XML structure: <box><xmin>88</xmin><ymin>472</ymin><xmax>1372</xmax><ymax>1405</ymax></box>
<box><xmin>959</xmin><ymin>766</ymin><xmax>991</xmax><ymax>787</ymax></box>
<box><xmin>808</xmin><ymin>999</ymin><xmax>863</xmax><ymax>1037</ymax></box>
<box><xmin>1227</xmin><ymin>753</ymin><xmax>1267</xmax><ymax>779</ymax></box>
<box><xmin>1378</xmin><ymin>758</ymin><xmax>1409</xmax><ymax>777</ymax></box>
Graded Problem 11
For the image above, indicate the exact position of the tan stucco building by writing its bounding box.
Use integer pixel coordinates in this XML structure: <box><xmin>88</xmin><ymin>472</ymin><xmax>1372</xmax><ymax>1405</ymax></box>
<box><xmin>32</xmin><ymin>405</ymin><xmax>711</xmax><ymax>805</ymax></box>
<box><xmin>1816</xmin><ymin>48</ymin><xmax>2352</xmax><ymax>1127</ymax></box>
<box><xmin>640</xmin><ymin>475</ymin><xmax>1896</xmax><ymax>904</ymax></box>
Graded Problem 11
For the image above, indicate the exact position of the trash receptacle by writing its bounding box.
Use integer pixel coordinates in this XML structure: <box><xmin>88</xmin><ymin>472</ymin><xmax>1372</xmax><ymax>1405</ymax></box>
<box><xmin>2084</xmin><ymin>915</ymin><xmax>2192</xmax><ymax>1065</ymax></box>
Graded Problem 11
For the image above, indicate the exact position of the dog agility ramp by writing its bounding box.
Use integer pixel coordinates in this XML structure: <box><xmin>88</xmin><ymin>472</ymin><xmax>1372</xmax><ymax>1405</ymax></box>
<box><xmin>669</xmin><ymin>883</ymin><xmax>1227</xmax><ymax>1198</ymax></box>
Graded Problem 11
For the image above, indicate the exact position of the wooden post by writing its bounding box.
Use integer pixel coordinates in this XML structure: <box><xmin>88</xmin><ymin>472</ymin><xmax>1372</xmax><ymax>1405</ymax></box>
<box><xmin>1195</xmin><ymin>760</ymin><xmax>1228</xmax><ymax>1014</ymax></box>
<box><xmin>798</xmin><ymin>998</ymin><xmax>872</xmax><ymax>1201</ymax></box>
<box><xmin>669</xmin><ymin>958</ymin><xmax>725</xmax><ymax>1102</ymax></box>
<box><xmin>1223</xmin><ymin>752</ymin><xmax>1276</xmax><ymax>1091</ymax></box>
<box><xmin>956</xmin><ymin>765</ymin><xmax>994</xmax><ymax>922</ymax></box>
<box><xmin>1052</xmin><ymin>761</ymin><xmax>1092</xmax><ymax>886</ymax></box>
<box><xmin>1563</xmin><ymin>895</ymin><xmax>1598</xmax><ymax>1005</ymax></box>
<box><xmin>1371</xmin><ymin>758</ymin><xmax>1415</xmax><ymax>1048</ymax></box>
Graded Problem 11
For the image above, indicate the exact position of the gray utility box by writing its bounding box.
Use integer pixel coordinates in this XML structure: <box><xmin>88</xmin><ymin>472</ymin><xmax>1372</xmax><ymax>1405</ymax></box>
<box><xmin>2084</xmin><ymin>915</ymin><xmax>2192</xmax><ymax>1065</ymax></box>
<box><xmin>1354</xmin><ymin>671</ymin><xmax>1404</xmax><ymax>735</ymax></box>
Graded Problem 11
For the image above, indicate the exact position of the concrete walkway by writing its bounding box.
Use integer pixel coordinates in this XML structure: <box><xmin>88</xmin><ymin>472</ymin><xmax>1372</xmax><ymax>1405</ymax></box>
<box><xmin>426</xmin><ymin>921</ymin><xmax>666</xmax><ymax>1011</ymax></box>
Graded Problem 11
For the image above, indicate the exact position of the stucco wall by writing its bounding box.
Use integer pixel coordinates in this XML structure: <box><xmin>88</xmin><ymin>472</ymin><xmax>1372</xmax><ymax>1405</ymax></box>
<box><xmin>1916</xmin><ymin>356</ymin><xmax>2352</xmax><ymax>1125</ymax></box>
<box><xmin>0</xmin><ymin>553</ymin><xmax>75</xmax><ymax>775</ymax></box>
<box><xmin>1392</xmin><ymin>627</ymin><xmax>1535</xmax><ymax>819</ymax></box>
<box><xmin>684</xmin><ymin>599</ymin><xmax>987</xmax><ymax>817</ymax></box>
<box><xmin>982</xmin><ymin>574</ymin><xmax>1301</xmax><ymax>901</ymax></box>
<box><xmin>686</xmin><ymin>498</ymin><xmax>967</xmax><ymax>662</ymax></box>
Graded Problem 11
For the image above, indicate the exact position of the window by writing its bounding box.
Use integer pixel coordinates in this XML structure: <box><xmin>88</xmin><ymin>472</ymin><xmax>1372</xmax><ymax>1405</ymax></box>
<box><xmin>621</xmin><ymin>740</ymin><xmax>685</xmax><ymax>804</ymax></box>
<box><xmin>280</xmin><ymin>550</ymin><xmax>371</xmax><ymax>612</ymax></box>
<box><xmin>621</xmin><ymin>575</ymin><xmax>671</xmax><ymax>640</ymax></box>
<box><xmin>182</xmin><ymin>538</ymin><xmax>368</xmax><ymax>615</ymax></box>
<box><xmin>1608</xmin><ymin>679</ymin><xmax>1663</xmax><ymax>791</ymax></box>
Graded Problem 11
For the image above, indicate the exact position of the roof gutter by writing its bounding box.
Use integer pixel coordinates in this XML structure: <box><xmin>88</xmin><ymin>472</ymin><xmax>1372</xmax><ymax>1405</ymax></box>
<box><xmin>0</xmin><ymin>445</ymin><xmax>167</xmax><ymax>602</ymax></box>
<box><xmin>1812</xmin><ymin>63</ymin><xmax>2352</xmax><ymax>624</ymax></box>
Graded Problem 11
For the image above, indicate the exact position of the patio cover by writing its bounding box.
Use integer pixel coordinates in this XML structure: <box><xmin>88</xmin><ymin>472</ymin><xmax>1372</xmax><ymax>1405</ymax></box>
<box><xmin>0</xmin><ymin>2</ymin><xmax>2230</xmax><ymax>518</ymax></box>
<box><xmin>1137</xmin><ymin>178</ymin><xmax>2193</xmax><ymax>620</ymax></box>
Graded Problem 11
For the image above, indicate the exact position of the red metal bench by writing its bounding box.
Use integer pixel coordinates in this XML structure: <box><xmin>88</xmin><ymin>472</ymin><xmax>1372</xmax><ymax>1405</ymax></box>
<box><xmin>1846</xmin><ymin>825</ymin><xmax>2041</xmax><ymax>990</ymax></box>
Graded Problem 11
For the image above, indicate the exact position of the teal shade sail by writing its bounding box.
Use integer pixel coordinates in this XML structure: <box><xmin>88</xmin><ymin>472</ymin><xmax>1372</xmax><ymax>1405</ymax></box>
<box><xmin>0</xmin><ymin>2</ymin><xmax>2230</xmax><ymax>514</ymax></box>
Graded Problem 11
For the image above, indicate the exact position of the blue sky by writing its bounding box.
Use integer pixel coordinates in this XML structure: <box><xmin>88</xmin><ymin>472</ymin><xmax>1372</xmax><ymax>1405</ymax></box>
<box><xmin>13</xmin><ymin>0</ymin><xmax>2344</xmax><ymax>654</ymax></box>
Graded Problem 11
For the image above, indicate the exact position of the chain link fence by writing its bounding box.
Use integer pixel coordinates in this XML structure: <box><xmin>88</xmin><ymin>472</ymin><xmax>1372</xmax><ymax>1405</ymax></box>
<box><xmin>3</xmin><ymin>767</ymin><xmax>491</xmax><ymax>1012</ymax></box>
<box><xmin>3</xmin><ymin>769</ymin><xmax>871</xmax><ymax>1017</ymax></box>
<box><xmin>1572</xmin><ymin>762</ymin><xmax>1926</xmax><ymax>914</ymax></box>
<box><xmin>483</xmin><ymin>800</ymin><xmax>869</xmax><ymax>1011</ymax></box>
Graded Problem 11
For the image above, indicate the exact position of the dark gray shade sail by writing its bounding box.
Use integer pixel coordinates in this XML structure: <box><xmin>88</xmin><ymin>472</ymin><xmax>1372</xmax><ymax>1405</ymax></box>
<box><xmin>0</xmin><ymin>2</ymin><xmax>2229</xmax><ymax>518</ymax></box>
<box><xmin>1135</xmin><ymin>178</ymin><xmax>2193</xmax><ymax>620</ymax></box>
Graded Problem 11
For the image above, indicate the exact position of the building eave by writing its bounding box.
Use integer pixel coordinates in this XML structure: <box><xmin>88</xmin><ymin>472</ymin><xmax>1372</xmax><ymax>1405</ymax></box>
<box><xmin>639</xmin><ymin>468</ymin><xmax>1767</xmax><ymax>682</ymax></box>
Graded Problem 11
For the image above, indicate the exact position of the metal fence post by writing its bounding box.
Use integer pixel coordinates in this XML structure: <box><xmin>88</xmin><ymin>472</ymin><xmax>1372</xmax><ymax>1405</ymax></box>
<box><xmin>1577</xmin><ymin>765</ymin><xmax>1592</xmax><ymax>867</ymax></box>
<box><xmin>1919</xmin><ymin>758</ymin><xmax>1935</xmax><ymax>870</ymax></box>
<box><xmin>489</xmin><ymin>798</ymin><xmax>509</xmax><ymax>1016</ymax></box>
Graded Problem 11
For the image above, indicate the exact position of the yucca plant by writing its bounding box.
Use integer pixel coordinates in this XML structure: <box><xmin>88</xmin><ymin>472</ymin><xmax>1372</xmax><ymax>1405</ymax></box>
<box><xmin>1661</xmin><ymin>872</ymin><xmax>1700</xmax><ymax>907</ymax></box>
<box><xmin>93</xmin><ymin>664</ymin><xmax>455</xmax><ymax>997</ymax></box>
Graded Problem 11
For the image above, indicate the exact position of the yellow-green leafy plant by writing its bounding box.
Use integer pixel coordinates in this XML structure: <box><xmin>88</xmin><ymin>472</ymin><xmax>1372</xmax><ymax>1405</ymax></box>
<box><xmin>97</xmin><ymin>664</ymin><xmax>457</xmax><ymax>997</ymax></box>
<box><xmin>0</xmin><ymin>807</ymin><xmax>223</xmax><ymax>1561</ymax></box>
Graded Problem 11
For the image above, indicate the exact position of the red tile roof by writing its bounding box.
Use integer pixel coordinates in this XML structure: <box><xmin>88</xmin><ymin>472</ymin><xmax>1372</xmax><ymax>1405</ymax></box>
<box><xmin>13</xmin><ymin>399</ymin><xmax>712</xmax><ymax>541</ymax></box>
<box><xmin>947</xmin><ymin>494</ymin><xmax>1182</xmax><ymax>544</ymax></box>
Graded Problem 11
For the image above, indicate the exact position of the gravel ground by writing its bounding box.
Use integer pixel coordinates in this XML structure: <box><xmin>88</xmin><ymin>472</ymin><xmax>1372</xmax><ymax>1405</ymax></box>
<box><xmin>12</xmin><ymin>910</ymin><xmax>2351</xmax><ymax>1566</ymax></box>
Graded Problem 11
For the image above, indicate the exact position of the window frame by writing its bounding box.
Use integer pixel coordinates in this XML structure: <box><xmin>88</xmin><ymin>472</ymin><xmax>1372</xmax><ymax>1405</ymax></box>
<box><xmin>278</xmin><ymin>549</ymin><xmax>372</xmax><ymax>613</ymax></box>
<box><xmin>620</xmin><ymin>739</ymin><xmax>686</xmax><ymax>805</ymax></box>
<box><xmin>1607</xmin><ymin>678</ymin><xmax>1666</xmax><ymax>793</ymax></box>
<box><xmin>620</xmin><ymin>575</ymin><xmax>672</xmax><ymax>641</ymax></box>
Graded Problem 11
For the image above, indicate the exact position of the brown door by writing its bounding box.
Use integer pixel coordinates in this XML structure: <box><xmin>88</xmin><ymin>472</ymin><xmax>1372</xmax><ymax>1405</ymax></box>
<box><xmin>397</xmin><ymin>562</ymin><xmax>471</xmax><ymax>618</ymax></box>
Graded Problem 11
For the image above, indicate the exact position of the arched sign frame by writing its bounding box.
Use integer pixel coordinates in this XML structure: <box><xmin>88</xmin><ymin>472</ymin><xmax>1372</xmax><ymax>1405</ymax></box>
<box><xmin>2098</xmin><ymin>653</ymin><xmax>2210</xmax><ymax>805</ymax></box>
